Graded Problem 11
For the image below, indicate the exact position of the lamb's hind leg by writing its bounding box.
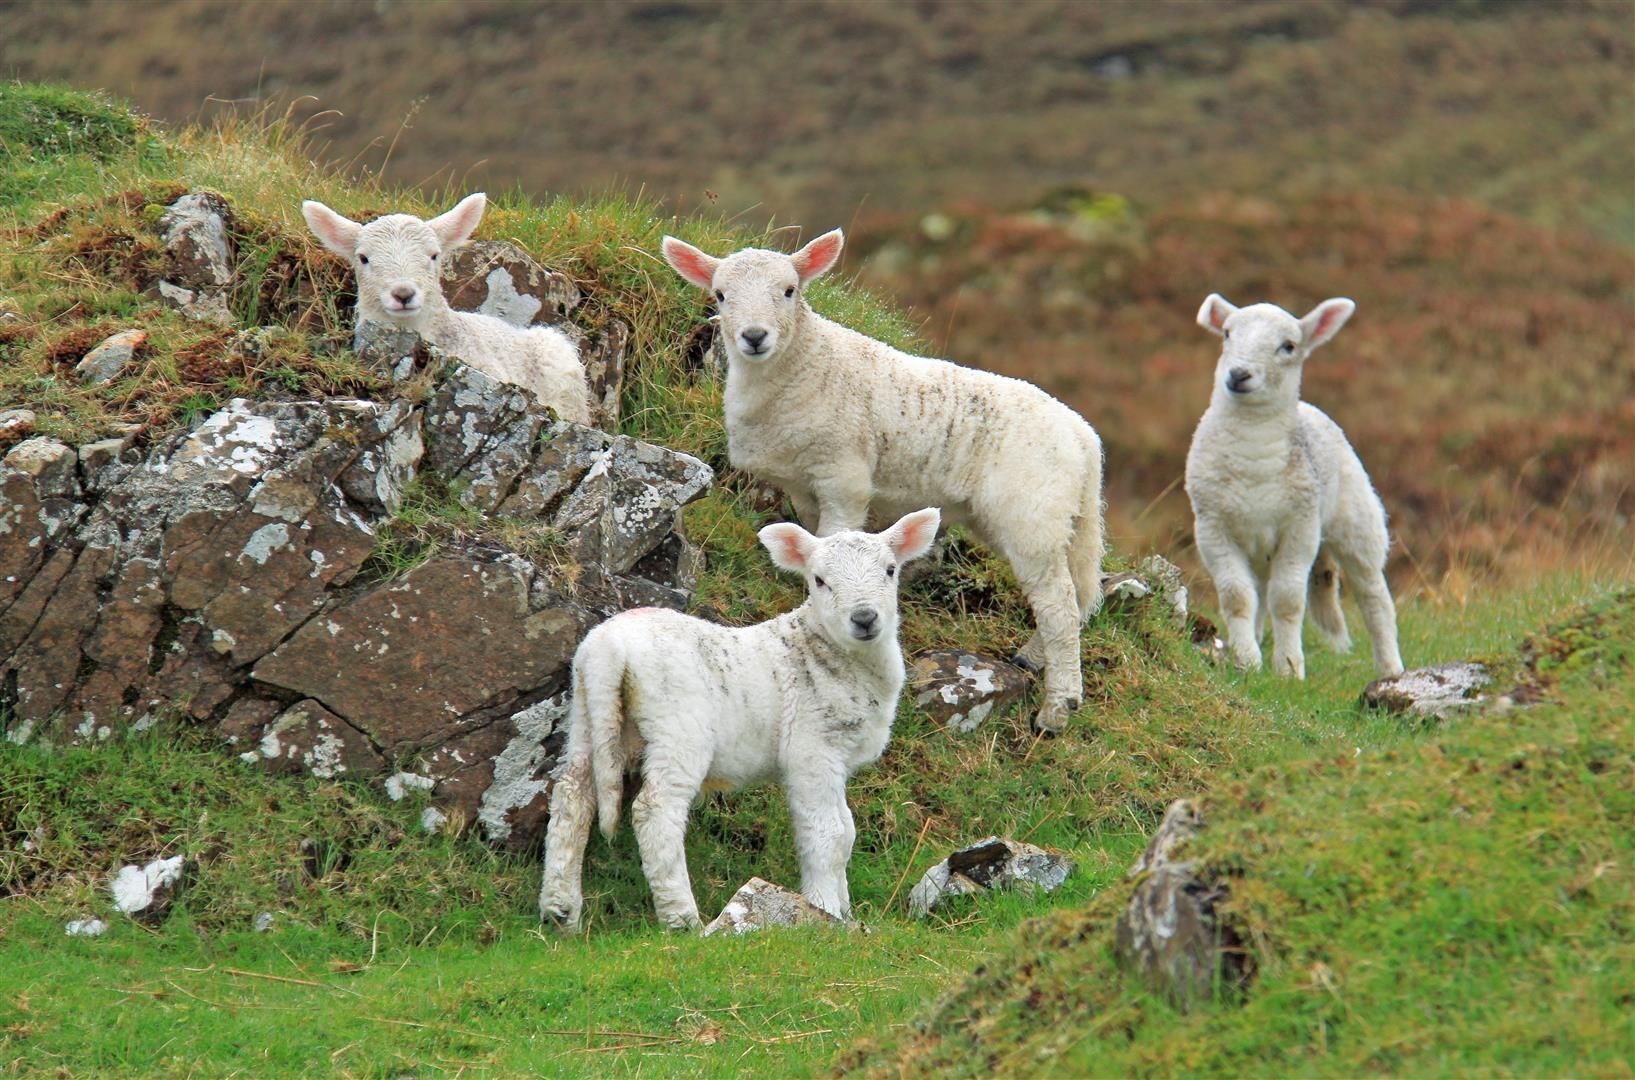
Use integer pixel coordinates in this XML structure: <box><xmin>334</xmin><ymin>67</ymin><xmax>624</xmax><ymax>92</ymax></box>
<box><xmin>1307</xmin><ymin>550</ymin><xmax>1352</xmax><ymax>654</ymax></box>
<box><xmin>1020</xmin><ymin>557</ymin><xmax>1083</xmax><ymax>734</ymax></box>
<box><xmin>631</xmin><ymin>757</ymin><xmax>707</xmax><ymax>930</ymax></box>
<box><xmin>539</xmin><ymin>755</ymin><xmax>594</xmax><ymax>933</ymax></box>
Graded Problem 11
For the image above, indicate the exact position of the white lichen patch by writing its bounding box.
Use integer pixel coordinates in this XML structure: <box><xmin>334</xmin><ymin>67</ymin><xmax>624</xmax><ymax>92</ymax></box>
<box><xmin>111</xmin><ymin>855</ymin><xmax>184</xmax><ymax>915</ymax></box>
<box><xmin>385</xmin><ymin>771</ymin><xmax>437</xmax><ymax>801</ymax></box>
<box><xmin>477</xmin><ymin>696</ymin><xmax>568</xmax><ymax>842</ymax></box>
<box><xmin>240</xmin><ymin>522</ymin><xmax>290</xmax><ymax>565</ymax></box>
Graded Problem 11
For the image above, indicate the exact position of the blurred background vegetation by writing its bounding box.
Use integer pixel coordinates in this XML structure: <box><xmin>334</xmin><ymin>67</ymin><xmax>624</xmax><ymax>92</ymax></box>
<box><xmin>2</xmin><ymin>0</ymin><xmax>1631</xmax><ymax>587</ymax></box>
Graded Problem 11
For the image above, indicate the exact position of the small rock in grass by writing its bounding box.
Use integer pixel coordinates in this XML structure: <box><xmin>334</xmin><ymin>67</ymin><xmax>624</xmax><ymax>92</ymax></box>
<box><xmin>908</xmin><ymin>836</ymin><xmax>1072</xmax><ymax>917</ymax></box>
<box><xmin>1362</xmin><ymin>662</ymin><xmax>1491</xmax><ymax>718</ymax></box>
<box><xmin>111</xmin><ymin>854</ymin><xmax>186</xmax><ymax>923</ymax></box>
<box><xmin>253</xmin><ymin>912</ymin><xmax>276</xmax><ymax>933</ymax></box>
<box><xmin>155</xmin><ymin>280</ymin><xmax>232</xmax><ymax>325</ymax></box>
<box><xmin>701</xmin><ymin>877</ymin><xmax>842</xmax><ymax>937</ymax></box>
<box><xmin>65</xmin><ymin>917</ymin><xmax>108</xmax><ymax>937</ymax></box>
<box><xmin>159</xmin><ymin>191</ymin><xmax>235</xmax><ymax>289</ymax></box>
<box><xmin>74</xmin><ymin>328</ymin><xmax>146</xmax><ymax>384</ymax></box>
<box><xmin>0</xmin><ymin>408</ymin><xmax>36</xmax><ymax>448</ymax></box>
<box><xmin>910</xmin><ymin>649</ymin><xmax>1031</xmax><ymax>733</ymax></box>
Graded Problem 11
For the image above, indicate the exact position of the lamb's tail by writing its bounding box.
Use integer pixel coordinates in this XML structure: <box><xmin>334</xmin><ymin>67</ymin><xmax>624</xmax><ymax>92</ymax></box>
<box><xmin>1307</xmin><ymin>550</ymin><xmax>1352</xmax><ymax>653</ymax></box>
<box><xmin>575</xmin><ymin>636</ymin><xmax>630</xmax><ymax>840</ymax></box>
<box><xmin>1068</xmin><ymin>428</ymin><xmax>1108</xmax><ymax>622</ymax></box>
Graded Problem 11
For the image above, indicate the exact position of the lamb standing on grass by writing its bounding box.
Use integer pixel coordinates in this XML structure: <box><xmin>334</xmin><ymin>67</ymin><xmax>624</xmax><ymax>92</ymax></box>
<box><xmin>1185</xmin><ymin>293</ymin><xmax>1404</xmax><ymax>679</ymax></box>
<box><xmin>302</xmin><ymin>193</ymin><xmax>592</xmax><ymax>424</ymax></box>
<box><xmin>661</xmin><ymin>230</ymin><xmax>1104</xmax><ymax>734</ymax></box>
<box><xmin>539</xmin><ymin>507</ymin><xmax>941</xmax><ymax>932</ymax></box>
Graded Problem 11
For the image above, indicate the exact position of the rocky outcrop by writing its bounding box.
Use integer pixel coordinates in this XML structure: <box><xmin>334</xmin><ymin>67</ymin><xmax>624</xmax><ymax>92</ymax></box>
<box><xmin>0</xmin><ymin>363</ymin><xmax>711</xmax><ymax>850</ymax></box>
<box><xmin>907</xmin><ymin>836</ymin><xmax>1073</xmax><ymax>917</ymax></box>
<box><xmin>153</xmin><ymin>191</ymin><xmax>235</xmax><ymax>325</ymax></box>
<box><xmin>1113</xmin><ymin>800</ymin><xmax>1251</xmax><ymax>1010</ymax></box>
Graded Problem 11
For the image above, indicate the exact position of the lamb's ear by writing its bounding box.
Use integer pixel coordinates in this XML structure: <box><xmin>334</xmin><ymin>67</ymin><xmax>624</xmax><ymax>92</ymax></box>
<box><xmin>1300</xmin><ymin>298</ymin><xmax>1355</xmax><ymax>351</ymax></box>
<box><xmin>661</xmin><ymin>236</ymin><xmax>720</xmax><ymax>289</ymax></box>
<box><xmin>1196</xmin><ymin>293</ymin><xmax>1236</xmax><ymax>336</ymax></box>
<box><xmin>884</xmin><ymin>507</ymin><xmax>941</xmax><ymax>563</ymax></box>
<box><xmin>427</xmin><ymin>192</ymin><xmax>486</xmax><ymax>250</ymax></box>
<box><xmin>791</xmin><ymin>228</ymin><xmax>843</xmax><ymax>283</ymax></box>
<box><xmin>759</xmin><ymin>521</ymin><xmax>818</xmax><ymax>573</ymax></box>
<box><xmin>302</xmin><ymin>200</ymin><xmax>361</xmax><ymax>257</ymax></box>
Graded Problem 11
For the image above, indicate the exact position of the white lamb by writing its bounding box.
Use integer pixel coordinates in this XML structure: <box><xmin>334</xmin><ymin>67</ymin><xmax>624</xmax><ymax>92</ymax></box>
<box><xmin>1185</xmin><ymin>293</ymin><xmax>1405</xmax><ymax>679</ymax></box>
<box><xmin>539</xmin><ymin>507</ymin><xmax>940</xmax><ymax>932</ymax></box>
<box><xmin>302</xmin><ymin>192</ymin><xmax>592</xmax><ymax>424</ymax></box>
<box><xmin>661</xmin><ymin>230</ymin><xmax>1104</xmax><ymax>733</ymax></box>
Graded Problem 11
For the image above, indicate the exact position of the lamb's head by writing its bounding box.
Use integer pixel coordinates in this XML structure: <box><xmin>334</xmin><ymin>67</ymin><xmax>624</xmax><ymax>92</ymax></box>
<box><xmin>759</xmin><ymin>507</ymin><xmax>940</xmax><ymax>650</ymax></box>
<box><xmin>662</xmin><ymin>230</ymin><xmax>844</xmax><ymax>363</ymax></box>
<box><xmin>1196</xmin><ymin>293</ymin><xmax>1355</xmax><ymax>406</ymax></box>
<box><xmin>302</xmin><ymin>193</ymin><xmax>488</xmax><ymax>330</ymax></box>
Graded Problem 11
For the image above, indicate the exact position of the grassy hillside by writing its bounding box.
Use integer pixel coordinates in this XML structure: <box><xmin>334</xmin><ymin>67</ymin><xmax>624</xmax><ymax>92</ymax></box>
<box><xmin>2</xmin><ymin>86</ymin><xmax>1631</xmax><ymax>1076</ymax></box>
<box><xmin>2</xmin><ymin>1</ymin><xmax>1630</xmax><ymax>244</ymax></box>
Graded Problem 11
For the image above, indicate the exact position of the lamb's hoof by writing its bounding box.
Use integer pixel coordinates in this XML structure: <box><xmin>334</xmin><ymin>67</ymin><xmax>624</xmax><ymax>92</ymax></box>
<box><xmin>1011</xmin><ymin>653</ymin><xmax>1042</xmax><ymax>674</ymax></box>
<box><xmin>1031</xmin><ymin>700</ymin><xmax>1072</xmax><ymax>735</ymax></box>
<box><xmin>540</xmin><ymin>904</ymin><xmax>582</xmax><ymax>935</ymax></box>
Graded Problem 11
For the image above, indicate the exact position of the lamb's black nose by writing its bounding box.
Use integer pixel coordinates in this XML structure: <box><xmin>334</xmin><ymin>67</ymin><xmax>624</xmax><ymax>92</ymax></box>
<box><xmin>741</xmin><ymin>327</ymin><xmax>768</xmax><ymax>349</ymax></box>
<box><xmin>850</xmin><ymin>607</ymin><xmax>879</xmax><ymax>637</ymax></box>
<box><xmin>1226</xmin><ymin>367</ymin><xmax>1253</xmax><ymax>393</ymax></box>
<box><xmin>391</xmin><ymin>286</ymin><xmax>417</xmax><ymax>305</ymax></box>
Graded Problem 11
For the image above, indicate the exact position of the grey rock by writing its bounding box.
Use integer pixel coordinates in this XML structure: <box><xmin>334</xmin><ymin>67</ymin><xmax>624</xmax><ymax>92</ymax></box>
<box><xmin>440</xmin><ymin>239</ymin><xmax>581</xmax><ymax>328</ymax></box>
<box><xmin>422</xmin><ymin>362</ymin><xmax>547</xmax><ymax>510</ymax></box>
<box><xmin>4</xmin><ymin>436</ymin><xmax>79</xmax><ymax>498</ymax></box>
<box><xmin>1362</xmin><ymin>662</ymin><xmax>1492</xmax><ymax>718</ymax></box>
<box><xmin>156</xmin><ymin>280</ymin><xmax>232</xmax><ymax>325</ymax></box>
<box><xmin>909</xmin><ymin>650</ymin><xmax>1031</xmax><ymax>733</ymax></box>
<box><xmin>1114</xmin><ymin>800</ymin><xmax>1250</xmax><ymax>1011</ymax></box>
<box><xmin>701</xmin><ymin>877</ymin><xmax>843</xmax><ymax>937</ymax></box>
<box><xmin>78</xmin><ymin>433</ymin><xmax>139</xmax><ymax>477</ymax></box>
<box><xmin>159</xmin><ymin>191</ymin><xmax>235</xmax><ymax>288</ymax></box>
<box><xmin>252</xmin><ymin>912</ymin><xmax>276</xmax><ymax>932</ymax></box>
<box><xmin>335</xmin><ymin>399</ymin><xmax>422</xmax><ymax>515</ymax></box>
<box><xmin>352</xmin><ymin>320</ymin><xmax>432</xmax><ymax>381</ymax></box>
<box><xmin>581</xmin><ymin>317</ymin><xmax>629</xmax><ymax>429</ymax></box>
<box><xmin>74</xmin><ymin>329</ymin><xmax>146</xmax><ymax>383</ymax></box>
<box><xmin>65</xmin><ymin>917</ymin><xmax>108</xmax><ymax>937</ymax></box>
<box><xmin>908</xmin><ymin>836</ymin><xmax>1073</xmax><ymax>917</ymax></box>
<box><xmin>0</xmin><ymin>408</ymin><xmax>37</xmax><ymax>448</ymax></box>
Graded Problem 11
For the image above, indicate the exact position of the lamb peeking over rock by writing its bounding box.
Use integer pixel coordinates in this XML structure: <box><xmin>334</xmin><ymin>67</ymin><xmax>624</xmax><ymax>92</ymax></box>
<box><xmin>539</xmin><ymin>507</ymin><xmax>941</xmax><ymax>932</ymax></box>
<box><xmin>661</xmin><ymin>230</ymin><xmax>1105</xmax><ymax>734</ymax></box>
<box><xmin>1185</xmin><ymin>293</ymin><xmax>1404</xmax><ymax>679</ymax></box>
<box><xmin>302</xmin><ymin>193</ymin><xmax>592</xmax><ymax>424</ymax></box>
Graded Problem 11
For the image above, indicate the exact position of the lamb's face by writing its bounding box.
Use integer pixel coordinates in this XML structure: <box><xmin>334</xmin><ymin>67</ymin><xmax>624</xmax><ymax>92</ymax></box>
<box><xmin>352</xmin><ymin>215</ymin><xmax>445</xmax><ymax>325</ymax></box>
<box><xmin>303</xmin><ymin>193</ymin><xmax>488</xmax><ymax>330</ymax></box>
<box><xmin>1196</xmin><ymin>293</ymin><xmax>1356</xmax><ymax>407</ymax></box>
<box><xmin>662</xmin><ymin>230</ymin><xmax>845</xmax><ymax>365</ymax></box>
<box><xmin>711</xmin><ymin>251</ymin><xmax>808</xmax><ymax>362</ymax></box>
<box><xmin>759</xmin><ymin>508</ymin><xmax>941</xmax><ymax>651</ymax></box>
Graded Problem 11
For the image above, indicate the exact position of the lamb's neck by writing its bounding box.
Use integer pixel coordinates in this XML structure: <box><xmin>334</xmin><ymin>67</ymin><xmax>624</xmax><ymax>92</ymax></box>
<box><xmin>791</xmin><ymin>606</ymin><xmax>904</xmax><ymax>685</ymax></box>
<box><xmin>1204</xmin><ymin>394</ymin><xmax>1304</xmax><ymax>472</ymax></box>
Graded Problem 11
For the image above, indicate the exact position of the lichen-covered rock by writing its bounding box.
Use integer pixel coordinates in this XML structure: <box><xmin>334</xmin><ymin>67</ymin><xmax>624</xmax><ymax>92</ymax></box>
<box><xmin>909</xmin><ymin>650</ymin><xmax>1031</xmax><ymax>733</ymax></box>
<box><xmin>1362</xmin><ymin>662</ymin><xmax>1492</xmax><ymax>718</ymax></box>
<box><xmin>581</xmin><ymin>317</ymin><xmax>629</xmax><ymax>429</ymax></box>
<box><xmin>440</xmin><ymin>239</ymin><xmax>580</xmax><ymax>328</ymax></box>
<box><xmin>0</xmin><ymin>362</ymin><xmax>712</xmax><ymax>851</ymax></box>
<box><xmin>0</xmin><ymin>408</ymin><xmax>36</xmax><ymax>450</ymax></box>
<box><xmin>74</xmin><ymin>329</ymin><xmax>146</xmax><ymax>384</ymax></box>
<box><xmin>111</xmin><ymin>854</ymin><xmax>187</xmax><ymax>925</ymax></box>
<box><xmin>159</xmin><ymin>191</ymin><xmax>235</xmax><ymax>289</ymax></box>
<box><xmin>1113</xmin><ymin>800</ymin><xmax>1250</xmax><ymax>1011</ymax></box>
<box><xmin>701</xmin><ymin>877</ymin><xmax>843</xmax><ymax>937</ymax></box>
<box><xmin>1103</xmin><ymin>555</ymin><xmax>1189</xmax><ymax>621</ymax></box>
<box><xmin>156</xmin><ymin>279</ymin><xmax>233</xmax><ymax>325</ymax></box>
<box><xmin>907</xmin><ymin>837</ymin><xmax>1072</xmax><ymax>917</ymax></box>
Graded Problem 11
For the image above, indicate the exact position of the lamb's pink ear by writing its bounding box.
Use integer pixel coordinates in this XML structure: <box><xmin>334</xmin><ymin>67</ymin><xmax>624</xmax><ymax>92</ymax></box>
<box><xmin>1300</xmin><ymin>298</ymin><xmax>1355</xmax><ymax>351</ymax></box>
<box><xmin>302</xmin><ymin>200</ymin><xmax>361</xmax><ymax>257</ymax></box>
<box><xmin>661</xmin><ymin>236</ymin><xmax>720</xmax><ymax>289</ymax></box>
<box><xmin>1196</xmin><ymin>293</ymin><xmax>1236</xmax><ymax>336</ymax></box>
<box><xmin>427</xmin><ymin>192</ymin><xmax>487</xmax><ymax>249</ymax></box>
<box><xmin>791</xmin><ymin>228</ymin><xmax>843</xmax><ymax>283</ymax></box>
<box><xmin>759</xmin><ymin>521</ymin><xmax>818</xmax><ymax>573</ymax></box>
<box><xmin>884</xmin><ymin>507</ymin><xmax>941</xmax><ymax>563</ymax></box>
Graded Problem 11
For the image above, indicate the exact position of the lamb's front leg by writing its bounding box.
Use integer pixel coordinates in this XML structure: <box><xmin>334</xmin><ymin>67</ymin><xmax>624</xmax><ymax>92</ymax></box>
<box><xmin>809</xmin><ymin>465</ymin><xmax>872</xmax><ymax>537</ymax></box>
<box><xmin>1267</xmin><ymin>524</ymin><xmax>1321</xmax><ymax>679</ymax></box>
<box><xmin>1195</xmin><ymin>518</ymin><xmax>1262</xmax><ymax>671</ymax></box>
<box><xmin>785</xmin><ymin>762</ymin><xmax>856</xmax><ymax>919</ymax></box>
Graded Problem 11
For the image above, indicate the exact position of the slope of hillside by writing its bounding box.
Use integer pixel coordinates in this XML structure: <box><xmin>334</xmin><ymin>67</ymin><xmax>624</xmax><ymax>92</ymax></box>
<box><xmin>2</xmin><ymin>1</ymin><xmax>1630</xmax><ymax>243</ymax></box>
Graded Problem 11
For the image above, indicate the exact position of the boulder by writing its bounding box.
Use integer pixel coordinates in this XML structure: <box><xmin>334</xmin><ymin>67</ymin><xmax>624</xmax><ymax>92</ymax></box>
<box><xmin>0</xmin><ymin>363</ymin><xmax>712</xmax><ymax>850</ymax></box>
<box><xmin>158</xmin><ymin>191</ymin><xmax>235</xmax><ymax>289</ymax></box>
<box><xmin>701</xmin><ymin>877</ymin><xmax>843</xmax><ymax>937</ymax></box>
<box><xmin>907</xmin><ymin>836</ymin><xmax>1072</xmax><ymax>917</ymax></box>
<box><xmin>156</xmin><ymin>280</ymin><xmax>233</xmax><ymax>325</ymax></box>
<box><xmin>1361</xmin><ymin>662</ymin><xmax>1491</xmax><ymax>718</ymax></box>
<box><xmin>909</xmin><ymin>650</ymin><xmax>1031</xmax><ymax>733</ymax></box>
<box><xmin>440</xmin><ymin>240</ymin><xmax>580</xmax><ymax>328</ymax></box>
<box><xmin>74</xmin><ymin>329</ymin><xmax>146</xmax><ymax>384</ymax></box>
<box><xmin>1113</xmin><ymin>800</ymin><xmax>1251</xmax><ymax>1010</ymax></box>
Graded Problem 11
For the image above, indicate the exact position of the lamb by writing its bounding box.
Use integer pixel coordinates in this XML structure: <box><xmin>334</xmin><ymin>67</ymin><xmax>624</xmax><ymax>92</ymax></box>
<box><xmin>661</xmin><ymin>229</ymin><xmax>1104</xmax><ymax>734</ymax></box>
<box><xmin>1185</xmin><ymin>293</ymin><xmax>1405</xmax><ymax>679</ymax></box>
<box><xmin>538</xmin><ymin>507</ymin><xmax>941</xmax><ymax>932</ymax></box>
<box><xmin>301</xmin><ymin>192</ymin><xmax>592</xmax><ymax>424</ymax></box>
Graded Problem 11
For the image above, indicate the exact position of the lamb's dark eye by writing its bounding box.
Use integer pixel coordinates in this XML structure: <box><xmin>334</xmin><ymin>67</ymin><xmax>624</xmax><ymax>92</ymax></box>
<box><xmin>715</xmin><ymin>289</ymin><xmax>725</xmax><ymax>302</ymax></box>
<box><xmin>1222</xmin><ymin>329</ymin><xmax>1229</xmax><ymax>340</ymax></box>
<box><xmin>358</xmin><ymin>254</ymin><xmax>369</xmax><ymax>265</ymax></box>
<box><xmin>814</xmin><ymin>576</ymin><xmax>826</xmax><ymax>589</ymax></box>
<box><xmin>784</xmin><ymin>286</ymin><xmax>795</xmax><ymax>298</ymax></box>
<box><xmin>430</xmin><ymin>252</ymin><xmax>438</xmax><ymax>262</ymax></box>
<box><xmin>886</xmin><ymin>565</ymin><xmax>895</xmax><ymax>579</ymax></box>
<box><xmin>1280</xmin><ymin>341</ymin><xmax>1295</xmax><ymax>354</ymax></box>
